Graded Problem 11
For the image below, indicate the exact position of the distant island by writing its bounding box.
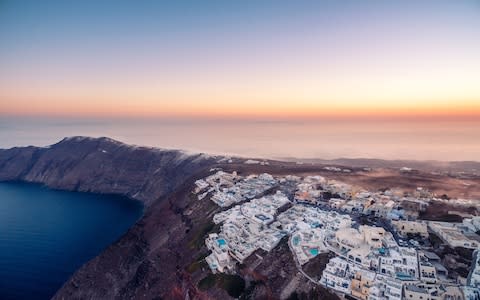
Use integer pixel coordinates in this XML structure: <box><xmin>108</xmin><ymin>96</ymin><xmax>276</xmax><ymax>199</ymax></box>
<box><xmin>1</xmin><ymin>137</ymin><xmax>479</xmax><ymax>299</ymax></box>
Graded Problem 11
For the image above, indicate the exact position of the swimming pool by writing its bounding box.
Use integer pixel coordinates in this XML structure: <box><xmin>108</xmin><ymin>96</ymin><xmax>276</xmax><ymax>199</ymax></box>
<box><xmin>293</xmin><ymin>236</ymin><xmax>300</xmax><ymax>246</ymax></box>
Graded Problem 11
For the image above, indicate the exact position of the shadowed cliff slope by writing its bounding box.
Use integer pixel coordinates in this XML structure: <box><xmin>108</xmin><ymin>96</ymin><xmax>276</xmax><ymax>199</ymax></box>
<box><xmin>0</xmin><ymin>136</ymin><xmax>215</xmax><ymax>206</ymax></box>
<box><xmin>0</xmin><ymin>137</ymin><xmax>221</xmax><ymax>299</ymax></box>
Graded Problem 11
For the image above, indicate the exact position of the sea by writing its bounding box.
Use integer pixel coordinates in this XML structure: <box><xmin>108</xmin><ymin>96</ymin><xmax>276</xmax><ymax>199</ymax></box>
<box><xmin>0</xmin><ymin>116</ymin><xmax>479</xmax><ymax>161</ymax></box>
<box><xmin>0</xmin><ymin>182</ymin><xmax>143</xmax><ymax>299</ymax></box>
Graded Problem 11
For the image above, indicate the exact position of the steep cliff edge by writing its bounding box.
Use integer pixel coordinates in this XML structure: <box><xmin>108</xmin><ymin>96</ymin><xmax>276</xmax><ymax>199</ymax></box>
<box><xmin>0</xmin><ymin>137</ymin><xmax>221</xmax><ymax>299</ymax></box>
<box><xmin>0</xmin><ymin>136</ymin><xmax>215</xmax><ymax>206</ymax></box>
<box><xmin>0</xmin><ymin>137</ymin><xmax>335</xmax><ymax>299</ymax></box>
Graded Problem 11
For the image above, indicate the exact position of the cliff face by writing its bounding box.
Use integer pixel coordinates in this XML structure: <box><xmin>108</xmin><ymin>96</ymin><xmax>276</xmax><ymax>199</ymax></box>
<box><xmin>0</xmin><ymin>137</ymin><xmax>220</xmax><ymax>299</ymax></box>
<box><xmin>0</xmin><ymin>136</ymin><xmax>215</xmax><ymax>206</ymax></box>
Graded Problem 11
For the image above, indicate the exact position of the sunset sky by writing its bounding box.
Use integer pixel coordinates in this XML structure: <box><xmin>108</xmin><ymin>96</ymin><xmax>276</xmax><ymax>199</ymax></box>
<box><xmin>1</xmin><ymin>0</ymin><xmax>479</xmax><ymax>119</ymax></box>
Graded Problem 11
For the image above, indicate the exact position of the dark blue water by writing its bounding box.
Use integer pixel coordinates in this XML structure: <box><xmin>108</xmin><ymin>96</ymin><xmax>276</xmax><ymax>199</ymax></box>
<box><xmin>0</xmin><ymin>182</ymin><xmax>143</xmax><ymax>300</ymax></box>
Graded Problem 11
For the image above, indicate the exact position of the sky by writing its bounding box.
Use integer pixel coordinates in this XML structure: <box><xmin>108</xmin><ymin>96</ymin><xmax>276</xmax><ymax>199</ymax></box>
<box><xmin>1</xmin><ymin>0</ymin><xmax>479</xmax><ymax>119</ymax></box>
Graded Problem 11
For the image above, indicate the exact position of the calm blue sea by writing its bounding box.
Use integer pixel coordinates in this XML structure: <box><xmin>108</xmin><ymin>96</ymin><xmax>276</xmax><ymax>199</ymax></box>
<box><xmin>0</xmin><ymin>182</ymin><xmax>143</xmax><ymax>300</ymax></box>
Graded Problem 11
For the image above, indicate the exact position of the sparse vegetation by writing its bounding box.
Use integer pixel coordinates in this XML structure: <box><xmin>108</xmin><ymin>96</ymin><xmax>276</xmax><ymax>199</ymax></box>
<box><xmin>198</xmin><ymin>273</ymin><xmax>246</xmax><ymax>298</ymax></box>
<box><xmin>198</xmin><ymin>274</ymin><xmax>216</xmax><ymax>290</ymax></box>
<box><xmin>287</xmin><ymin>287</ymin><xmax>339</xmax><ymax>300</ymax></box>
<box><xmin>186</xmin><ymin>252</ymin><xmax>209</xmax><ymax>273</ymax></box>
<box><xmin>239</xmin><ymin>280</ymin><xmax>263</xmax><ymax>300</ymax></box>
<box><xmin>188</xmin><ymin>220</ymin><xmax>221</xmax><ymax>250</ymax></box>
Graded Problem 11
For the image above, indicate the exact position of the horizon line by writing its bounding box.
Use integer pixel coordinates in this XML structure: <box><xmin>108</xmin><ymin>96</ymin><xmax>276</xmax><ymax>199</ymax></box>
<box><xmin>2</xmin><ymin>111</ymin><xmax>480</xmax><ymax>122</ymax></box>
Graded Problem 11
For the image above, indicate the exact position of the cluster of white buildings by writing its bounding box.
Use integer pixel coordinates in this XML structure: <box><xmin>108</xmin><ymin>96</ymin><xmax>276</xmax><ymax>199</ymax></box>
<box><xmin>294</xmin><ymin>176</ymin><xmax>326</xmax><ymax>204</ymax></box>
<box><xmin>321</xmin><ymin>224</ymin><xmax>468</xmax><ymax>300</ymax></box>
<box><xmin>320</xmin><ymin>183</ymin><xmax>433</xmax><ymax>222</ymax></box>
<box><xmin>428</xmin><ymin>222</ymin><xmax>480</xmax><ymax>249</ymax></box>
<box><xmin>194</xmin><ymin>170</ymin><xmax>480</xmax><ymax>299</ymax></box>
<box><xmin>465</xmin><ymin>250</ymin><xmax>480</xmax><ymax>299</ymax></box>
<box><xmin>275</xmin><ymin>204</ymin><xmax>352</xmax><ymax>265</ymax></box>
<box><xmin>194</xmin><ymin>171</ymin><xmax>277</xmax><ymax>207</ymax></box>
<box><xmin>392</xmin><ymin>220</ymin><xmax>429</xmax><ymax>238</ymax></box>
<box><xmin>200</xmin><ymin>172</ymin><xmax>355</xmax><ymax>273</ymax></box>
<box><xmin>285</xmin><ymin>173</ymin><xmax>434</xmax><ymax>224</ymax></box>
<box><xmin>205</xmin><ymin>192</ymin><xmax>289</xmax><ymax>272</ymax></box>
<box><xmin>323</xmin><ymin>166</ymin><xmax>352</xmax><ymax>173</ymax></box>
<box><xmin>464</xmin><ymin>217</ymin><xmax>480</xmax><ymax>234</ymax></box>
<box><xmin>204</xmin><ymin>188</ymin><xmax>355</xmax><ymax>273</ymax></box>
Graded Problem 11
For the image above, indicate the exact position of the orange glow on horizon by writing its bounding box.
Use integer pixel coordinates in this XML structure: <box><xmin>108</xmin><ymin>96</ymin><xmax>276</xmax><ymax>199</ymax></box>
<box><xmin>1</xmin><ymin>94</ymin><xmax>479</xmax><ymax>121</ymax></box>
<box><xmin>2</xmin><ymin>65</ymin><xmax>479</xmax><ymax>120</ymax></box>
<box><xmin>2</xmin><ymin>1</ymin><xmax>480</xmax><ymax>123</ymax></box>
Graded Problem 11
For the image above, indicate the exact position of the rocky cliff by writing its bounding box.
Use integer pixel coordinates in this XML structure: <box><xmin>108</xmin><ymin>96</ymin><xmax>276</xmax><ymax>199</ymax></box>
<box><xmin>0</xmin><ymin>137</ymin><xmax>338</xmax><ymax>300</ymax></box>
<box><xmin>0</xmin><ymin>136</ymin><xmax>215</xmax><ymax>206</ymax></box>
<box><xmin>0</xmin><ymin>137</ymin><xmax>224</xmax><ymax>299</ymax></box>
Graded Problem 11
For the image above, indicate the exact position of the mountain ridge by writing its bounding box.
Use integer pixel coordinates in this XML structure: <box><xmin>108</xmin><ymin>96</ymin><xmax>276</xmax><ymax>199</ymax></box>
<box><xmin>0</xmin><ymin>136</ymin><xmax>216</xmax><ymax>206</ymax></box>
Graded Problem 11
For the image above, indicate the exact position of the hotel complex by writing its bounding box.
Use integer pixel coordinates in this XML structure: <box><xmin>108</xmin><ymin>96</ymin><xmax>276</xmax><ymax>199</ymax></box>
<box><xmin>193</xmin><ymin>167</ymin><xmax>480</xmax><ymax>300</ymax></box>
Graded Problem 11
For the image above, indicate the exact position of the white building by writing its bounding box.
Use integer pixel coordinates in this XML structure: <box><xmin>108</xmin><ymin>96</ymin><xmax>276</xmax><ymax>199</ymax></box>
<box><xmin>392</xmin><ymin>220</ymin><xmax>429</xmax><ymax>238</ymax></box>
<box><xmin>320</xmin><ymin>257</ymin><xmax>355</xmax><ymax>294</ymax></box>
<box><xmin>429</xmin><ymin>222</ymin><xmax>480</xmax><ymax>249</ymax></box>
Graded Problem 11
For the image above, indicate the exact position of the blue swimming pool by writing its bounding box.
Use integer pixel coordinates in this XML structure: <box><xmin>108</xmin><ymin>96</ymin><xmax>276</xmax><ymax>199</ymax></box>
<box><xmin>293</xmin><ymin>236</ymin><xmax>300</xmax><ymax>246</ymax></box>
